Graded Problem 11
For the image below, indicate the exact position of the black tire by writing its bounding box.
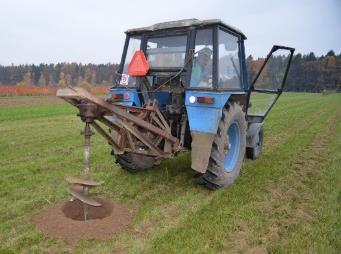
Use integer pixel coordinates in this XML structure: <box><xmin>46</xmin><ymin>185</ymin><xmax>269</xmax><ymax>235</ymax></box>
<box><xmin>115</xmin><ymin>153</ymin><xmax>156</xmax><ymax>173</ymax></box>
<box><xmin>198</xmin><ymin>103</ymin><xmax>247</xmax><ymax>190</ymax></box>
<box><xmin>246</xmin><ymin>127</ymin><xmax>263</xmax><ymax>160</ymax></box>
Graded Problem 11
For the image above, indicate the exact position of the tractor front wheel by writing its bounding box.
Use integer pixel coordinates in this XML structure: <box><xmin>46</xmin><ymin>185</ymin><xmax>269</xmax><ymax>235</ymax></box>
<box><xmin>198</xmin><ymin>103</ymin><xmax>247</xmax><ymax>189</ymax></box>
<box><xmin>115</xmin><ymin>153</ymin><xmax>156</xmax><ymax>173</ymax></box>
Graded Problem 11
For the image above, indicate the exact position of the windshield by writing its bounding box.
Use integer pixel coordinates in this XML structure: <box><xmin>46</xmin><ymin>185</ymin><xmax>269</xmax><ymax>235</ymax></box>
<box><xmin>146</xmin><ymin>35</ymin><xmax>187</xmax><ymax>69</ymax></box>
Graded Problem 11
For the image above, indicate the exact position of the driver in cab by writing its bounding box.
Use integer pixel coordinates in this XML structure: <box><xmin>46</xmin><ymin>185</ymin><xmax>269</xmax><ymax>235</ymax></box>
<box><xmin>190</xmin><ymin>47</ymin><xmax>213</xmax><ymax>87</ymax></box>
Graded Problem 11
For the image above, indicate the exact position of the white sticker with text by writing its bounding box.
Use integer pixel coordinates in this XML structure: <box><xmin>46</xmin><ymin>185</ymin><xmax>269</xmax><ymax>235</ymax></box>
<box><xmin>120</xmin><ymin>74</ymin><xmax>129</xmax><ymax>86</ymax></box>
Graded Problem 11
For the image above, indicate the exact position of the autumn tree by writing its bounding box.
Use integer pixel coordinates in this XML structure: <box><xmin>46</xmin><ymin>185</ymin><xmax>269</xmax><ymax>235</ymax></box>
<box><xmin>57</xmin><ymin>72</ymin><xmax>67</xmax><ymax>87</ymax></box>
<box><xmin>38</xmin><ymin>73</ymin><xmax>47</xmax><ymax>86</ymax></box>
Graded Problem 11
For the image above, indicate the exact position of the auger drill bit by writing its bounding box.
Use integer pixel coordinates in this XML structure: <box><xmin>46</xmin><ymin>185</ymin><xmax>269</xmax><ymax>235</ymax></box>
<box><xmin>82</xmin><ymin>122</ymin><xmax>92</xmax><ymax>220</ymax></box>
<box><xmin>66</xmin><ymin>103</ymin><xmax>103</xmax><ymax>221</ymax></box>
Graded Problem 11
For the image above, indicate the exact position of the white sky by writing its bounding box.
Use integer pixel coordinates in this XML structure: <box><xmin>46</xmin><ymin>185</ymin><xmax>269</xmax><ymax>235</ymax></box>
<box><xmin>0</xmin><ymin>0</ymin><xmax>340</xmax><ymax>65</ymax></box>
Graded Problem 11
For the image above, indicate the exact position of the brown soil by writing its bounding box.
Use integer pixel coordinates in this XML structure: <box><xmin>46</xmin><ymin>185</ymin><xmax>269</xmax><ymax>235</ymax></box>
<box><xmin>62</xmin><ymin>198</ymin><xmax>114</xmax><ymax>221</ymax></box>
<box><xmin>0</xmin><ymin>96</ymin><xmax>64</xmax><ymax>107</ymax></box>
<box><xmin>34</xmin><ymin>197</ymin><xmax>133</xmax><ymax>244</ymax></box>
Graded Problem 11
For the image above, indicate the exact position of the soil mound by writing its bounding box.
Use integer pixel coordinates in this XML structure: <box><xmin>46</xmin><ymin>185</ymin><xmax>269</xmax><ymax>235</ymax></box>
<box><xmin>62</xmin><ymin>198</ymin><xmax>113</xmax><ymax>221</ymax></box>
<box><xmin>34</xmin><ymin>197</ymin><xmax>133</xmax><ymax>244</ymax></box>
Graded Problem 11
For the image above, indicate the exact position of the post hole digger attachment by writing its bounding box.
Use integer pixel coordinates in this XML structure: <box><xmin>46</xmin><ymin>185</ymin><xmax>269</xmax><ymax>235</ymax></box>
<box><xmin>65</xmin><ymin>102</ymin><xmax>103</xmax><ymax>220</ymax></box>
<box><xmin>58</xmin><ymin>87</ymin><xmax>180</xmax><ymax>217</ymax></box>
<box><xmin>58</xmin><ymin>19</ymin><xmax>294</xmax><ymax>193</ymax></box>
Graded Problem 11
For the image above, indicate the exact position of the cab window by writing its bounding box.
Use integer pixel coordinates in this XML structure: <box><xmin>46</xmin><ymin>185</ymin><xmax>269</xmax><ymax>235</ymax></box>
<box><xmin>190</xmin><ymin>29</ymin><xmax>213</xmax><ymax>88</ymax></box>
<box><xmin>218</xmin><ymin>29</ymin><xmax>241</xmax><ymax>89</ymax></box>
<box><xmin>146</xmin><ymin>35</ymin><xmax>187</xmax><ymax>69</ymax></box>
<box><xmin>120</xmin><ymin>36</ymin><xmax>141</xmax><ymax>86</ymax></box>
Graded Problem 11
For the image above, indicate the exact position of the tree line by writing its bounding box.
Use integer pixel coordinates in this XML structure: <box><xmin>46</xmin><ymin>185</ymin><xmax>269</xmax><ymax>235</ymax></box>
<box><xmin>0</xmin><ymin>63</ymin><xmax>119</xmax><ymax>88</ymax></box>
<box><xmin>0</xmin><ymin>50</ymin><xmax>340</xmax><ymax>92</ymax></box>
<box><xmin>247</xmin><ymin>50</ymin><xmax>341</xmax><ymax>92</ymax></box>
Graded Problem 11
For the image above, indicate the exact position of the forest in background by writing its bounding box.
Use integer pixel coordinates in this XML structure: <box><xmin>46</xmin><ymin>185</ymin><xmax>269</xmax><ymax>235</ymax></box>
<box><xmin>247</xmin><ymin>50</ymin><xmax>340</xmax><ymax>92</ymax></box>
<box><xmin>0</xmin><ymin>50</ymin><xmax>340</xmax><ymax>95</ymax></box>
<box><xmin>0</xmin><ymin>63</ymin><xmax>119</xmax><ymax>88</ymax></box>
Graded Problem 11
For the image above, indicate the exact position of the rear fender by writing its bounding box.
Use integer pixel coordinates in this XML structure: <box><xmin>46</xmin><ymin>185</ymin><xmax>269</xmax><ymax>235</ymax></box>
<box><xmin>185</xmin><ymin>90</ymin><xmax>230</xmax><ymax>173</ymax></box>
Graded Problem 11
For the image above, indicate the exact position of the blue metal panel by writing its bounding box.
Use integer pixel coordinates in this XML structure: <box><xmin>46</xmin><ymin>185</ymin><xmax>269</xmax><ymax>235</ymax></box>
<box><xmin>154</xmin><ymin>91</ymin><xmax>171</xmax><ymax>111</ymax></box>
<box><xmin>185</xmin><ymin>90</ymin><xmax>230</xmax><ymax>134</ymax></box>
<box><xmin>109</xmin><ymin>88</ymin><xmax>141</xmax><ymax>107</ymax></box>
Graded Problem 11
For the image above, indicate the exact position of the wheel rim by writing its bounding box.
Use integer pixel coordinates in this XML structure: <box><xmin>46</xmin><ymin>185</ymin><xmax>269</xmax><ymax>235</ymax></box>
<box><xmin>224</xmin><ymin>121</ymin><xmax>241</xmax><ymax>172</ymax></box>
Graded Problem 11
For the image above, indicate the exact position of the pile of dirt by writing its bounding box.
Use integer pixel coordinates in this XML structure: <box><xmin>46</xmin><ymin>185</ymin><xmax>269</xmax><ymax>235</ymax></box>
<box><xmin>34</xmin><ymin>197</ymin><xmax>133</xmax><ymax>244</ymax></box>
<box><xmin>62</xmin><ymin>198</ymin><xmax>113</xmax><ymax>221</ymax></box>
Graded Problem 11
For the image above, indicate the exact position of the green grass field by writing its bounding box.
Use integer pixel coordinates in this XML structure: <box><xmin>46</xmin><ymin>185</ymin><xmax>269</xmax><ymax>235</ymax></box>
<box><xmin>0</xmin><ymin>93</ymin><xmax>340</xmax><ymax>253</ymax></box>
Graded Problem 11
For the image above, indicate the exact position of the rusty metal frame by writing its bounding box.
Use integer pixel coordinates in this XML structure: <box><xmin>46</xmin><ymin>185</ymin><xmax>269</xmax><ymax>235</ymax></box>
<box><xmin>57</xmin><ymin>87</ymin><xmax>179</xmax><ymax>158</ymax></box>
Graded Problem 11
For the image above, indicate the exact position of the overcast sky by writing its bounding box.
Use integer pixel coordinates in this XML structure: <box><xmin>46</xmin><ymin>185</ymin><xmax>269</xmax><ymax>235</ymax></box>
<box><xmin>0</xmin><ymin>0</ymin><xmax>340</xmax><ymax>65</ymax></box>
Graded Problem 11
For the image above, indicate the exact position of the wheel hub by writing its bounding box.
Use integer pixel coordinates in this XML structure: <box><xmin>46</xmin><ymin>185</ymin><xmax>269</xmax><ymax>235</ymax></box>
<box><xmin>223</xmin><ymin>121</ymin><xmax>241</xmax><ymax>172</ymax></box>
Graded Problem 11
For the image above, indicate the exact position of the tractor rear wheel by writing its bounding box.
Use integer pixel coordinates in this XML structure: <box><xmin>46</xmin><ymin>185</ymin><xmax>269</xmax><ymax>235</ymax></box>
<box><xmin>198</xmin><ymin>103</ymin><xmax>247</xmax><ymax>189</ymax></box>
<box><xmin>115</xmin><ymin>153</ymin><xmax>156</xmax><ymax>173</ymax></box>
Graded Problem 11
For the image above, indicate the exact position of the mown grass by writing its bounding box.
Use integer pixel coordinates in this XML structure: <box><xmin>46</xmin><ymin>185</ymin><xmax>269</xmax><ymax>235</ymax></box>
<box><xmin>0</xmin><ymin>103</ymin><xmax>75</xmax><ymax>121</ymax></box>
<box><xmin>0</xmin><ymin>93</ymin><xmax>340</xmax><ymax>253</ymax></box>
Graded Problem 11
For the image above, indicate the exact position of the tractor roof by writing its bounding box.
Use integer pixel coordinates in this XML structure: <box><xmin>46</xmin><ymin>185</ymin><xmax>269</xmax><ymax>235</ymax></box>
<box><xmin>126</xmin><ymin>18</ymin><xmax>247</xmax><ymax>39</ymax></box>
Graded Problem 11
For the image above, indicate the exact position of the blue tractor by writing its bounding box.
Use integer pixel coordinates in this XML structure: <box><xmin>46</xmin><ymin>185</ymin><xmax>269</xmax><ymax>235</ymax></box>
<box><xmin>58</xmin><ymin>19</ymin><xmax>294</xmax><ymax>193</ymax></box>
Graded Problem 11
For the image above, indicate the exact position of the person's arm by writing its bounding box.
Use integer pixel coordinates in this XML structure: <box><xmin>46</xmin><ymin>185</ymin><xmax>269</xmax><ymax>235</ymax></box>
<box><xmin>190</xmin><ymin>61</ymin><xmax>201</xmax><ymax>86</ymax></box>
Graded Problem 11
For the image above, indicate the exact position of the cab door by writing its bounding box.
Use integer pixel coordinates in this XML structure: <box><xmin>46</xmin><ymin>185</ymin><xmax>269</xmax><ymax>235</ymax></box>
<box><xmin>246</xmin><ymin>45</ymin><xmax>295</xmax><ymax>123</ymax></box>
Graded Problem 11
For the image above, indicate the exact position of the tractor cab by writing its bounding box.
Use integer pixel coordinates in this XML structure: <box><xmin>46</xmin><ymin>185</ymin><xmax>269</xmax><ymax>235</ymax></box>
<box><xmin>113</xmin><ymin>19</ymin><xmax>248</xmax><ymax>107</ymax></box>
<box><xmin>113</xmin><ymin>19</ymin><xmax>294</xmax><ymax>122</ymax></box>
